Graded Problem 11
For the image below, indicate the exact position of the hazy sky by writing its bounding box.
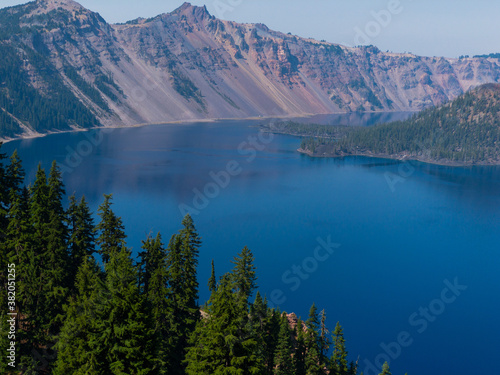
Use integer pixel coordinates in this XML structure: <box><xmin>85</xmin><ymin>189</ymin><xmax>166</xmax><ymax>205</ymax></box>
<box><xmin>1</xmin><ymin>0</ymin><xmax>499</xmax><ymax>58</ymax></box>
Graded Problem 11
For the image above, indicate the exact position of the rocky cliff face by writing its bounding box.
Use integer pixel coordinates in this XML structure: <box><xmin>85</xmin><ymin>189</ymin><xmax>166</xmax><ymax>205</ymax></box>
<box><xmin>1</xmin><ymin>0</ymin><xmax>500</xmax><ymax>139</ymax></box>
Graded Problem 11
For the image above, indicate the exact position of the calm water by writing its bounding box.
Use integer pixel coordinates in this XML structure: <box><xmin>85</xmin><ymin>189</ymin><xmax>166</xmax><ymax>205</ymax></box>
<box><xmin>3</xmin><ymin>116</ymin><xmax>499</xmax><ymax>375</ymax></box>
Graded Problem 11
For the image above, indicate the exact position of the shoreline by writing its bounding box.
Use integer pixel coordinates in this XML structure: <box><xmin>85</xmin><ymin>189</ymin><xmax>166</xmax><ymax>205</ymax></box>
<box><xmin>0</xmin><ymin>113</ymin><xmax>321</xmax><ymax>144</ymax></box>
<box><xmin>297</xmin><ymin>148</ymin><xmax>500</xmax><ymax>167</ymax></box>
<box><xmin>0</xmin><ymin>109</ymin><xmax>412</xmax><ymax>144</ymax></box>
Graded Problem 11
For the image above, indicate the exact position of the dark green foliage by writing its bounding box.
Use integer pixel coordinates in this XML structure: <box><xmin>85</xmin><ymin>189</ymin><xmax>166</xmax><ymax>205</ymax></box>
<box><xmin>67</xmin><ymin>195</ymin><xmax>95</xmax><ymax>288</ymax></box>
<box><xmin>100</xmin><ymin>247</ymin><xmax>155</xmax><ymax>374</ymax></box>
<box><xmin>139</xmin><ymin>233</ymin><xmax>170</xmax><ymax>373</ymax></box>
<box><xmin>262</xmin><ymin>121</ymin><xmax>350</xmax><ymax>139</ymax></box>
<box><xmin>64</xmin><ymin>65</ymin><xmax>110</xmax><ymax>111</ymax></box>
<box><xmin>54</xmin><ymin>256</ymin><xmax>106</xmax><ymax>374</ymax></box>
<box><xmin>208</xmin><ymin>259</ymin><xmax>217</xmax><ymax>293</ymax></box>
<box><xmin>95</xmin><ymin>194</ymin><xmax>126</xmax><ymax>263</ymax></box>
<box><xmin>473</xmin><ymin>53</ymin><xmax>500</xmax><ymax>59</ymax></box>
<box><xmin>273</xmin><ymin>313</ymin><xmax>297</xmax><ymax>375</ymax></box>
<box><xmin>297</xmin><ymin>84</ymin><xmax>500</xmax><ymax>164</ymax></box>
<box><xmin>295</xmin><ymin>318</ymin><xmax>307</xmax><ymax>375</ymax></box>
<box><xmin>0</xmin><ymin>146</ymin><xmax>9</xmax><ymax>237</ymax></box>
<box><xmin>94</xmin><ymin>72</ymin><xmax>123</xmax><ymax>102</ymax></box>
<box><xmin>379</xmin><ymin>362</ymin><xmax>392</xmax><ymax>375</ymax></box>
<box><xmin>0</xmin><ymin>3</ymin><xmax>38</xmax><ymax>41</ymax></box>
<box><xmin>250</xmin><ymin>293</ymin><xmax>280</xmax><ymax>375</ymax></box>
<box><xmin>165</xmin><ymin>215</ymin><xmax>202</xmax><ymax>374</ymax></box>
<box><xmin>30</xmin><ymin>162</ymin><xmax>70</xmax><ymax>332</ymax></box>
<box><xmin>0</xmin><ymin>3</ymin><xmax>103</xmax><ymax>137</ymax></box>
<box><xmin>171</xmin><ymin>69</ymin><xmax>206</xmax><ymax>109</ymax></box>
<box><xmin>185</xmin><ymin>272</ymin><xmax>263</xmax><ymax>375</ymax></box>
<box><xmin>0</xmin><ymin>44</ymin><xmax>101</xmax><ymax>137</ymax></box>
<box><xmin>185</xmin><ymin>244</ymin><xmax>262</xmax><ymax>374</ymax></box>
<box><xmin>305</xmin><ymin>303</ymin><xmax>327</xmax><ymax>374</ymax></box>
<box><xmin>231</xmin><ymin>246</ymin><xmax>257</xmax><ymax>303</ymax></box>
<box><xmin>319</xmin><ymin>309</ymin><xmax>331</xmax><ymax>368</ymax></box>
<box><xmin>330</xmin><ymin>322</ymin><xmax>349</xmax><ymax>375</ymax></box>
<box><xmin>0</xmin><ymin>148</ymin><xmax>408</xmax><ymax>375</ymax></box>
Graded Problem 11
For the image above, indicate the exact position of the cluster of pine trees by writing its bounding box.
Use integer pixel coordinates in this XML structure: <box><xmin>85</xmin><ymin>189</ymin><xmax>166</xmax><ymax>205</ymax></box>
<box><xmin>294</xmin><ymin>84</ymin><xmax>500</xmax><ymax>164</ymax></box>
<box><xmin>0</xmin><ymin>144</ymin><xmax>396</xmax><ymax>374</ymax></box>
<box><xmin>0</xmin><ymin>43</ymin><xmax>101</xmax><ymax>138</ymax></box>
<box><xmin>0</xmin><ymin>0</ymin><xmax>104</xmax><ymax>139</ymax></box>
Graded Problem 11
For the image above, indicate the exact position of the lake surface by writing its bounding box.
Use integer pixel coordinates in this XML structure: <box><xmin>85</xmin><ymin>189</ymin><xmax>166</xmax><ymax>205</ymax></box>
<box><xmin>3</xmin><ymin>115</ymin><xmax>500</xmax><ymax>375</ymax></box>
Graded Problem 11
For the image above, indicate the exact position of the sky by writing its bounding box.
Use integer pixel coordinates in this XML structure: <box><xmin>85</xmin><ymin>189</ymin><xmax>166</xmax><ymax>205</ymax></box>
<box><xmin>1</xmin><ymin>0</ymin><xmax>500</xmax><ymax>58</ymax></box>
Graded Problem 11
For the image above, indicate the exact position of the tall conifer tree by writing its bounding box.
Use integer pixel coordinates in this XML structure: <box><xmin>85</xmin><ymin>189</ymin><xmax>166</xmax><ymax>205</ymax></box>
<box><xmin>295</xmin><ymin>318</ymin><xmax>307</xmax><ymax>375</ymax></box>
<box><xmin>98</xmin><ymin>247</ymin><xmax>154</xmax><ymax>374</ymax></box>
<box><xmin>139</xmin><ymin>233</ymin><xmax>170</xmax><ymax>373</ymax></box>
<box><xmin>330</xmin><ymin>322</ymin><xmax>349</xmax><ymax>375</ymax></box>
<box><xmin>273</xmin><ymin>313</ymin><xmax>296</xmax><ymax>375</ymax></box>
<box><xmin>231</xmin><ymin>246</ymin><xmax>257</xmax><ymax>303</ymax></box>
<box><xmin>305</xmin><ymin>303</ymin><xmax>325</xmax><ymax>374</ymax></box>
<box><xmin>54</xmin><ymin>256</ymin><xmax>106</xmax><ymax>375</ymax></box>
<box><xmin>67</xmin><ymin>195</ymin><xmax>95</xmax><ymax>290</ymax></box>
<box><xmin>208</xmin><ymin>259</ymin><xmax>216</xmax><ymax>293</ymax></box>
<box><xmin>95</xmin><ymin>194</ymin><xmax>126</xmax><ymax>264</ymax></box>
<box><xmin>165</xmin><ymin>215</ymin><xmax>201</xmax><ymax>374</ymax></box>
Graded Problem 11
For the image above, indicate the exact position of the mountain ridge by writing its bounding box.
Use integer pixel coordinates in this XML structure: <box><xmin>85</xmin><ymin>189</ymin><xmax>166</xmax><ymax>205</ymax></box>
<box><xmin>1</xmin><ymin>0</ymin><xmax>500</xmax><ymax>140</ymax></box>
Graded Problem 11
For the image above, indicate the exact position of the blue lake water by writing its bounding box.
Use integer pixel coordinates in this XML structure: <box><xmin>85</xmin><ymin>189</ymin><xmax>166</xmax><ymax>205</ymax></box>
<box><xmin>3</xmin><ymin>115</ymin><xmax>500</xmax><ymax>375</ymax></box>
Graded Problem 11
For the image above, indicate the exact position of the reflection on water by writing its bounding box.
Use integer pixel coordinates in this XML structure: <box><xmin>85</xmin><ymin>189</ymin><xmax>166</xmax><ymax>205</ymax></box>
<box><xmin>2</xmin><ymin>114</ymin><xmax>499</xmax><ymax>375</ymax></box>
<box><xmin>289</xmin><ymin>111</ymin><xmax>414</xmax><ymax>126</ymax></box>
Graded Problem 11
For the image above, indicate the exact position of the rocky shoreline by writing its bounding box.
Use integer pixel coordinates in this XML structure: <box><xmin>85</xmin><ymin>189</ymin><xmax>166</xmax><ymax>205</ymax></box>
<box><xmin>297</xmin><ymin>148</ymin><xmax>500</xmax><ymax>167</ymax></box>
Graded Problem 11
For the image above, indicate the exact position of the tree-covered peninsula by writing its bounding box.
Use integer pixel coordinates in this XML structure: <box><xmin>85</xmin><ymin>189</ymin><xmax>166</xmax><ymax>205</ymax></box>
<box><xmin>268</xmin><ymin>84</ymin><xmax>500</xmax><ymax>166</ymax></box>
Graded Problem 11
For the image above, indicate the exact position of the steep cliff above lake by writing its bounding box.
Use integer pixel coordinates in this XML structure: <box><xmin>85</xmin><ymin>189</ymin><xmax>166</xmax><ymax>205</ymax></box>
<box><xmin>1</xmin><ymin>0</ymin><xmax>500</xmax><ymax>140</ymax></box>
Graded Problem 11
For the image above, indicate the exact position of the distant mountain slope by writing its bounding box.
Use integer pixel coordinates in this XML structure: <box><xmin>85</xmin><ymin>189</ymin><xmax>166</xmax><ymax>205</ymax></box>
<box><xmin>298</xmin><ymin>83</ymin><xmax>500</xmax><ymax>165</ymax></box>
<box><xmin>1</xmin><ymin>0</ymin><xmax>500</xmax><ymax>140</ymax></box>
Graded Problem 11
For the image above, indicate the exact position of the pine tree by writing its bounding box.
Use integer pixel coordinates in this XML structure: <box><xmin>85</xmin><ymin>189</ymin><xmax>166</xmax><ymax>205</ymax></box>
<box><xmin>54</xmin><ymin>256</ymin><xmax>107</xmax><ymax>375</ymax></box>
<box><xmin>249</xmin><ymin>293</ymin><xmax>280</xmax><ymax>375</ymax></box>
<box><xmin>185</xmin><ymin>274</ymin><xmax>238</xmax><ymax>374</ymax></box>
<box><xmin>330</xmin><ymin>322</ymin><xmax>349</xmax><ymax>375</ymax></box>
<box><xmin>305</xmin><ymin>303</ymin><xmax>325</xmax><ymax>374</ymax></box>
<box><xmin>139</xmin><ymin>232</ymin><xmax>170</xmax><ymax>373</ymax></box>
<box><xmin>67</xmin><ymin>195</ymin><xmax>95</xmax><ymax>289</ymax></box>
<box><xmin>0</xmin><ymin>149</ymin><xmax>22</xmax><ymax>319</ymax></box>
<box><xmin>4</xmin><ymin>188</ymin><xmax>38</xmax><ymax>370</ymax></box>
<box><xmin>5</xmin><ymin>150</ymin><xmax>25</xmax><ymax>196</ymax></box>
<box><xmin>273</xmin><ymin>313</ymin><xmax>296</xmax><ymax>375</ymax></box>
<box><xmin>295</xmin><ymin>318</ymin><xmax>307</xmax><ymax>375</ymax></box>
<box><xmin>138</xmin><ymin>233</ymin><xmax>163</xmax><ymax>294</ymax></box>
<box><xmin>208</xmin><ymin>259</ymin><xmax>216</xmax><ymax>293</ymax></box>
<box><xmin>379</xmin><ymin>362</ymin><xmax>391</xmax><ymax>375</ymax></box>
<box><xmin>95</xmin><ymin>194</ymin><xmax>126</xmax><ymax>264</ymax></box>
<box><xmin>185</xmin><ymin>273</ymin><xmax>262</xmax><ymax>375</ymax></box>
<box><xmin>265</xmin><ymin>307</ymin><xmax>283</xmax><ymax>374</ymax></box>
<box><xmin>98</xmin><ymin>247</ymin><xmax>154</xmax><ymax>374</ymax></box>
<box><xmin>162</xmin><ymin>215</ymin><xmax>203</xmax><ymax>374</ymax></box>
<box><xmin>43</xmin><ymin>161</ymin><xmax>71</xmax><ymax>327</ymax></box>
<box><xmin>0</xmin><ymin>145</ymin><xmax>13</xmax><ymax>374</ymax></box>
<box><xmin>0</xmin><ymin>144</ymin><xmax>8</xmax><ymax>221</ymax></box>
<box><xmin>319</xmin><ymin>309</ymin><xmax>331</xmax><ymax>367</ymax></box>
<box><xmin>231</xmin><ymin>246</ymin><xmax>257</xmax><ymax>303</ymax></box>
<box><xmin>24</xmin><ymin>163</ymin><xmax>70</xmax><ymax>371</ymax></box>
